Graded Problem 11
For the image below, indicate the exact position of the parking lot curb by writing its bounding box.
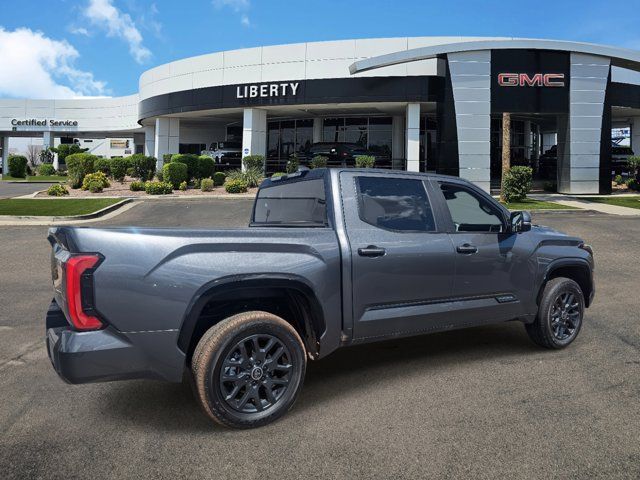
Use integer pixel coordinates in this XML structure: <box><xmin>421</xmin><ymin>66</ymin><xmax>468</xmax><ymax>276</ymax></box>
<box><xmin>0</xmin><ymin>198</ymin><xmax>137</xmax><ymax>225</ymax></box>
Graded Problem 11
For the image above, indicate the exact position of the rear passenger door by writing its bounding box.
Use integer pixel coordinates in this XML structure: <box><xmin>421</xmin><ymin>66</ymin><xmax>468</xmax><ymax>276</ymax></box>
<box><xmin>340</xmin><ymin>172</ymin><xmax>456</xmax><ymax>341</ymax></box>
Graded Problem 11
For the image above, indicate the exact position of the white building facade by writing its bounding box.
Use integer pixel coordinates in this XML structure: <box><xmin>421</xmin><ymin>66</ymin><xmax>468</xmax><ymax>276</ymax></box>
<box><xmin>3</xmin><ymin>36</ymin><xmax>640</xmax><ymax>194</ymax></box>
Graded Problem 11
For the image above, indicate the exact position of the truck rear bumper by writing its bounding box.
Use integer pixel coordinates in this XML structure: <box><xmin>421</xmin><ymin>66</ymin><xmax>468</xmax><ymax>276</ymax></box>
<box><xmin>46</xmin><ymin>300</ymin><xmax>185</xmax><ymax>384</ymax></box>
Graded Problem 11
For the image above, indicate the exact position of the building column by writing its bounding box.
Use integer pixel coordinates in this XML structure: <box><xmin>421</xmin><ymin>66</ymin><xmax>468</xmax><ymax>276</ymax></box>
<box><xmin>143</xmin><ymin>125</ymin><xmax>155</xmax><ymax>157</ymax></box>
<box><xmin>312</xmin><ymin>117</ymin><xmax>323</xmax><ymax>143</ymax></box>
<box><xmin>559</xmin><ymin>53</ymin><xmax>610</xmax><ymax>194</ymax></box>
<box><xmin>392</xmin><ymin>115</ymin><xmax>405</xmax><ymax>169</ymax></box>
<box><xmin>154</xmin><ymin>118</ymin><xmax>179</xmax><ymax>169</ymax></box>
<box><xmin>1</xmin><ymin>137</ymin><xmax>9</xmax><ymax>176</ymax></box>
<box><xmin>406</xmin><ymin>103</ymin><xmax>420</xmax><ymax>172</ymax></box>
<box><xmin>42</xmin><ymin>131</ymin><xmax>56</xmax><ymax>170</ymax></box>
<box><xmin>447</xmin><ymin>50</ymin><xmax>491</xmax><ymax>192</ymax></box>
<box><xmin>242</xmin><ymin>108</ymin><xmax>267</xmax><ymax>170</ymax></box>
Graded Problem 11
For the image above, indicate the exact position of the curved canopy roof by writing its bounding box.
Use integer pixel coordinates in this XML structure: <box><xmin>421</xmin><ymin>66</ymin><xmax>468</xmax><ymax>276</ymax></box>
<box><xmin>350</xmin><ymin>38</ymin><xmax>640</xmax><ymax>75</ymax></box>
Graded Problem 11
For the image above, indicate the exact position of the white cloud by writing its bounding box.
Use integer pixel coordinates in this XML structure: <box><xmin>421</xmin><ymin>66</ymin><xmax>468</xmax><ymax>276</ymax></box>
<box><xmin>83</xmin><ymin>0</ymin><xmax>151</xmax><ymax>63</ymax></box>
<box><xmin>69</xmin><ymin>26</ymin><xmax>90</xmax><ymax>36</ymax></box>
<box><xmin>0</xmin><ymin>27</ymin><xmax>108</xmax><ymax>99</ymax></box>
<box><xmin>213</xmin><ymin>0</ymin><xmax>251</xmax><ymax>27</ymax></box>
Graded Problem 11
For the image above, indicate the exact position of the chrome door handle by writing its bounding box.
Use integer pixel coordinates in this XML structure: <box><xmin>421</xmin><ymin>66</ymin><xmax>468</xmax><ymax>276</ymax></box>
<box><xmin>456</xmin><ymin>243</ymin><xmax>478</xmax><ymax>254</ymax></box>
<box><xmin>358</xmin><ymin>245</ymin><xmax>386</xmax><ymax>257</ymax></box>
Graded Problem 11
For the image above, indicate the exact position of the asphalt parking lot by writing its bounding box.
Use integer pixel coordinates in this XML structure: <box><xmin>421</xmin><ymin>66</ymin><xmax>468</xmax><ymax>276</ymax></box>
<box><xmin>1</xmin><ymin>199</ymin><xmax>638</xmax><ymax>479</ymax></box>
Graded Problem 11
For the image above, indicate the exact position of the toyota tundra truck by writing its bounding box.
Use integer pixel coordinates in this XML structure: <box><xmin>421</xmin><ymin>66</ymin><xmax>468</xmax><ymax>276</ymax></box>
<box><xmin>46</xmin><ymin>168</ymin><xmax>594</xmax><ymax>428</ymax></box>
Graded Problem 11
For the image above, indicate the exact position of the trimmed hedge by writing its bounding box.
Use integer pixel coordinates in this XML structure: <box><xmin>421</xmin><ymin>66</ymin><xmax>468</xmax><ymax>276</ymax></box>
<box><xmin>38</xmin><ymin>163</ymin><xmax>56</xmax><ymax>176</ymax></box>
<box><xmin>130</xmin><ymin>180</ymin><xmax>145</xmax><ymax>191</ymax></box>
<box><xmin>201</xmin><ymin>178</ymin><xmax>214</xmax><ymax>192</ymax></box>
<box><xmin>162</xmin><ymin>153</ymin><xmax>173</xmax><ymax>164</ymax></box>
<box><xmin>47</xmin><ymin>184</ymin><xmax>68</xmax><ymax>196</ymax></box>
<box><xmin>355</xmin><ymin>155</ymin><xmax>376</xmax><ymax>168</ymax></box>
<box><xmin>94</xmin><ymin>158</ymin><xmax>111</xmax><ymax>176</ymax></box>
<box><xmin>198</xmin><ymin>155</ymin><xmax>215</xmax><ymax>179</ymax></box>
<box><xmin>162</xmin><ymin>161</ymin><xmax>188</xmax><ymax>189</ymax></box>
<box><xmin>213</xmin><ymin>171</ymin><xmax>226</xmax><ymax>186</ymax></box>
<box><xmin>7</xmin><ymin>155</ymin><xmax>28</xmax><ymax>178</ymax></box>
<box><xmin>503</xmin><ymin>166</ymin><xmax>533</xmax><ymax>203</ymax></box>
<box><xmin>242</xmin><ymin>155</ymin><xmax>264</xmax><ymax>171</ymax></box>
<box><xmin>170</xmin><ymin>154</ymin><xmax>199</xmax><ymax>179</ymax></box>
<box><xmin>110</xmin><ymin>157</ymin><xmax>129</xmax><ymax>182</ymax></box>
<box><xmin>66</xmin><ymin>153</ymin><xmax>97</xmax><ymax>188</ymax></box>
<box><xmin>82</xmin><ymin>172</ymin><xmax>110</xmax><ymax>193</ymax></box>
<box><xmin>225</xmin><ymin>178</ymin><xmax>249</xmax><ymax>193</ymax></box>
<box><xmin>144</xmin><ymin>181</ymin><xmax>173</xmax><ymax>195</ymax></box>
<box><xmin>129</xmin><ymin>154</ymin><xmax>156</xmax><ymax>181</ymax></box>
<box><xmin>310</xmin><ymin>155</ymin><xmax>328</xmax><ymax>169</ymax></box>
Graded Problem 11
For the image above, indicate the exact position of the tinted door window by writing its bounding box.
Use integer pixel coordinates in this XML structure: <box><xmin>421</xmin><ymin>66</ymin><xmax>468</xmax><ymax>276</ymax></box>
<box><xmin>356</xmin><ymin>177</ymin><xmax>435</xmax><ymax>232</ymax></box>
<box><xmin>440</xmin><ymin>183</ymin><xmax>504</xmax><ymax>232</ymax></box>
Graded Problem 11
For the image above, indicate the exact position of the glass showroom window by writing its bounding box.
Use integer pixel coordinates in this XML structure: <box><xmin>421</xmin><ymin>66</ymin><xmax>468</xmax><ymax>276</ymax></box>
<box><xmin>266</xmin><ymin>119</ymin><xmax>315</xmax><ymax>173</ymax></box>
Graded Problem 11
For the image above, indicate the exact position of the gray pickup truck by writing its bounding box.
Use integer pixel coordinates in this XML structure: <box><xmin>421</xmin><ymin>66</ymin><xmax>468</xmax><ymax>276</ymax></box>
<box><xmin>46</xmin><ymin>168</ymin><xmax>594</xmax><ymax>428</ymax></box>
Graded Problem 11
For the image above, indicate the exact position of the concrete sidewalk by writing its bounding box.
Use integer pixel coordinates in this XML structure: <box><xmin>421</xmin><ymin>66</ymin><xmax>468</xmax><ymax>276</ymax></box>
<box><xmin>530</xmin><ymin>193</ymin><xmax>640</xmax><ymax>216</ymax></box>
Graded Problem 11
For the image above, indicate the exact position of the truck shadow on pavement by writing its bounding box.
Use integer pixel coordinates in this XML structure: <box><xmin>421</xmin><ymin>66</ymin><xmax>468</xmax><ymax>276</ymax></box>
<box><xmin>100</xmin><ymin>321</ymin><xmax>540</xmax><ymax>432</ymax></box>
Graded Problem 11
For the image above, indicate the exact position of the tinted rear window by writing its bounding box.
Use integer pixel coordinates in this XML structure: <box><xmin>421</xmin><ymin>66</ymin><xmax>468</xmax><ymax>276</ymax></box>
<box><xmin>253</xmin><ymin>178</ymin><xmax>327</xmax><ymax>226</ymax></box>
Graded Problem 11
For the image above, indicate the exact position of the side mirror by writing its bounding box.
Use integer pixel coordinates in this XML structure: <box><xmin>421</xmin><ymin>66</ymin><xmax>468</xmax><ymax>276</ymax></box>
<box><xmin>510</xmin><ymin>210</ymin><xmax>532</xmax><ymax>233</ymax></box>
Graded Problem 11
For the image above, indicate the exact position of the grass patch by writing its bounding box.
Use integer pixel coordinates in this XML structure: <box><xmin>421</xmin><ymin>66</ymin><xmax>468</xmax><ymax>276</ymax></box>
<box><xmin>1</xmin><ymin>175</ymin><xmax>67</xmax><ymax>182</ymax></box>
<box><xmin>501</xmin><ymin>198</ymin><xmax>577</xmax><ymax>211</ymax></box>
<box><xmin>0</xmin><ymin>198</ymin><xmax>121</xmax><ymax>216</ymax></box>
<box><xmin>585</xmin><ymin>196</ymin><xmax>640</xmax><ymax>210</ymax></box>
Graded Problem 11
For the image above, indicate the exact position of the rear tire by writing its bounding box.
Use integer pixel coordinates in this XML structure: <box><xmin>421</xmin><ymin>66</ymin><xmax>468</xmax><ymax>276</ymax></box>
<box><xmin>192</xmin><ymin>311</ymin><xmax>306</xmax><ymax>429</ymax></box>
<box><xmin>526</xmin><ymin>277</ymin><xmax>585</xmax><ymax>349</ymax></box>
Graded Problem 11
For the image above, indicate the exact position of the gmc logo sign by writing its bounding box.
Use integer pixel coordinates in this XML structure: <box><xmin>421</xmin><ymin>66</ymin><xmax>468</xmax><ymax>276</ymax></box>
<box><xmin>498</xmin><ymin>73</ymin><xmax>565</xmax><ymax>87</ymax></box>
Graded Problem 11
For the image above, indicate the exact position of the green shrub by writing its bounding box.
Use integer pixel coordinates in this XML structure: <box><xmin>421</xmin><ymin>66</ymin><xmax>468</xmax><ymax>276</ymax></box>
<box><xmin>110</xmin><ymin>157</ymin><xmax>128</xmax><ymax>182</ymax></box>
<box><xmin>310</xmin><ymin>155</ymin><xmax>328</xmax><ymax>169</ymax></box>
<box><xmin>201</xmin><ymin>178</ymin><xmax>214</xmax><ymax>192</ymax></box>
<box><xmin>626</xmin><ymin>178</ymin><xmax>639</xmax><ymax>191</ymax></box>
<box><xmin>129</xmin><ymin>154</ymin><xmax>156</xmax><ymax>181</ymax></box>
<box><xmin>130</xmin><ymin>180</ymin><xmax>145</xmax><ymax>191</ymax></box>
<box><xmin>614</xmin><ymin>174</ymin><xmax>624</xmax><ymax>185</ymax></box>
<box><xmin>502</xmin><ymin>166</ymin><xmax>533</xmax><ymax>203</ymax></box>
<box><xmin>82</xmin><ymin>172</ymin><xmax>110</xmax><ymax>192</ymax></box>
<box><xmin>94</xmin><ymin>158</ymin><xmax>111</xmax><ymax>176</ymax></box>
<box><xmin>47</xmin><ymin>184</ymin><xmax>68</xmax><ymax>196</ymax></box>
<box><xmin>38</xmin><ymin>163</ymin><xmax>56</xmax><ymax>176</ymax></box>
<box><xmin>162</xmin><ymin>161</ymin><xmax>188</xmax><ymax>189</ymax></box>
<box><xmin>170</xmin><ymin>154</ymin><xmax>199</xmax><ymax>179</ymax></box>
<box><xmin>179</xmin><ymin>180</ymin><xmax>188</xmax><ymax>191</ymax></box>
<box><xmin>7</xmin><ymin>155</ymin><xmax>28</xmax><ymax>178</ymax></box>
<box><xmin>271</xmin><ymin>172</ymin><xmax>286</xmax><ymax>178</ymax></box>
<box><xmin>144</xmin><ymin>181</ymin><xmax>173</xmax><ymax>195</ymax></box>
<box><xmin>156</xmin><ymin>170</ymin><xmax>163</xmax><ymax>181</ymax></box>
<box><xmin>193</xmin><ymin>178</ymin><xmax>201</xmax><ymax>189</ymax></box>
<box><xmin>162</xmin><ymin>153</ymin><xmax>173</xmax><ymax>164</ymax></box>
<box><xmin>198</xmin><ymin>155</ymin><xmax>215</xmax><ymax>179</ymax></box>
<box><xmin>66</xmin><ymin>153</ymin><xmax>97</xmax><ymax>188</ymax></box>
<box><xmin>52</xmin><ymin>144</ymin><xmax>88</xmax><ymax>166</ymax></box>
<box><xmin>242</xmin><ymin>155</ymin><xmax>264</xmax><ymax>172</ymax></box>
<box><xmin>225</xmin><ymin>178</ymin><xmax>249</xmax><ymax>193</ymax></box>
<box><xmin>286</xmin><ymin>154</ymin><xmax>299</xmax><ymax>173</ymax></box>
<box><xmin>227</xmin><ymin>167</ymin><xmax>262</xmax><ymax>188</ymax></box>
<box><xmin>355</xmin><ymin>155</ymin><xmax>376</xmax><ymax>168</ymax></box>
<box><xmin>628</xmin><ymin>156</ymin><xmax>640</xmax><ymax>179</ymax></box>
<box><xmin>213</xmin><ymin>171</ymin><xmax>226</xmax><ymax>186</ymax></box>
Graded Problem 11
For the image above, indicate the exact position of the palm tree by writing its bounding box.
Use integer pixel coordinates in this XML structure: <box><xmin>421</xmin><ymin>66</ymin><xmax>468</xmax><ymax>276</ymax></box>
<box><xmin>500</xmin><ymin>112</ymin><xmax>511</xmax><ymax>202</ymax></box>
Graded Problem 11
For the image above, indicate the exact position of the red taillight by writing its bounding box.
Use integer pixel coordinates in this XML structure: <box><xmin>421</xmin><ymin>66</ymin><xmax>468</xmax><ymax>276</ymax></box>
<box><xmin>65</xmin><ymin>254</ymin><xmax>103</xmax><ymax>331</ymax></box>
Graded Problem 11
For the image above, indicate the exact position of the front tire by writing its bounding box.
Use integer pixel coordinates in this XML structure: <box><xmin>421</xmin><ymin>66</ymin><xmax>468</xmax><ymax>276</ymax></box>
<box><xmin>526</xmin><ymin>277</ymin><xmax>585</xmax><ymax>349</ymax></box>
<box><xmin>192</xmin><ymin>311</ymin><xmax>306</xmax><ymax>429</ymax></box>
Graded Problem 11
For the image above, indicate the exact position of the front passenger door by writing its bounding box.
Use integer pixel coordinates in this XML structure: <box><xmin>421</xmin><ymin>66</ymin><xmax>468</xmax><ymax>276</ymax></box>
<box><xmin>434</xmin><ymin>181</ymin><xmax>535</xmax><ymax>323</ymax></box>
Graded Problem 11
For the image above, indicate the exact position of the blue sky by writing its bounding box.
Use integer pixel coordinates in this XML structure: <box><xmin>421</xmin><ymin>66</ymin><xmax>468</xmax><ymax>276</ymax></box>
<box><xmin>1</xmin><ymin>0</ymin><xmax>639</xmax><ymax>98</ymax></box>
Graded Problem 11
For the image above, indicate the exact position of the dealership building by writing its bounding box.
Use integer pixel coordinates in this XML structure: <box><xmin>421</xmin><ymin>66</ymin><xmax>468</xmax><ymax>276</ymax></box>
<box><xmin>2</xmin><ymin>36</ymin><xmax>640</xmax><ymax>194</ymax></box>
